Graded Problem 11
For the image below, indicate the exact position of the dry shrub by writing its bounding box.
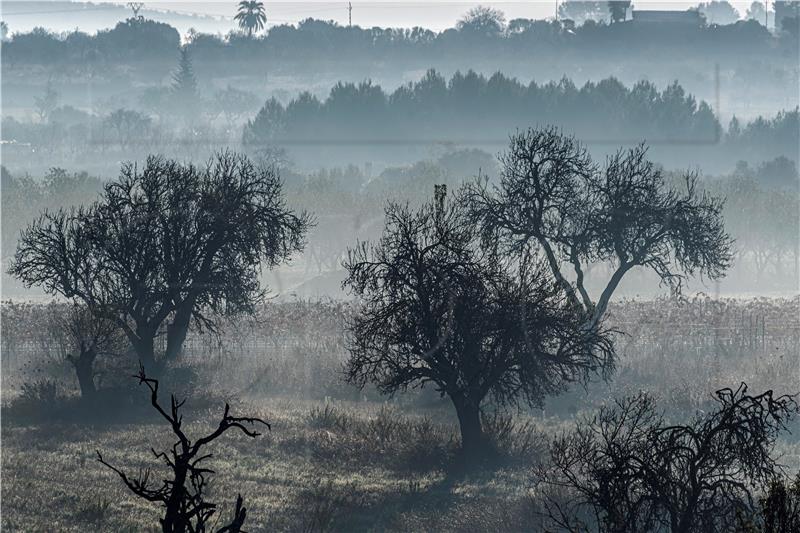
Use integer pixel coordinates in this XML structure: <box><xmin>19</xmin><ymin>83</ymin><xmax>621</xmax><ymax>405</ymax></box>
<box><xmin>5</xmin><ymin>378</ymin><xmax>67</xmax><ymax>420</ymax></box>
<box><xmin>308</xmin><ymin>403</ymin><xmax>353</xmax><ymax>432</ymax></box>
<box><xmin>481</xmin><ymin>411</ymin><xmax>547</xmax><ymax>464</ymax></box>
<box><xmin>354</xmin><ymin>406</ymin><xmax>402</xmax><ymax>444</ymax></box>
<box><xmin>295</xmin><ymin>478</ymin><xmax>364</xmax><ymax>533</ymax></box>
<box><xmin>301</xmin><ymin>404</ymin><xmax>457</xmax><ymax>472</ymax></box>
<box><xmin>72</xmin><ymin>497</ymin><xmax>112</xmax><ymax>526</ymax></box>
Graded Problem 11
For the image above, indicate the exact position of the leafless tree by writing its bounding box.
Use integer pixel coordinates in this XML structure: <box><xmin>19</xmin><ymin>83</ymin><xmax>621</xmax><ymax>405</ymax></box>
<box><xmin>343</xmin><ymin>185</ymin><xmax>614</xmax><ymax>460</ymax></box>
<box><xmin>468</xmin><ymin>127</ymin><xmax>733</xmax><ymax>331</ymax></box>
<box><xmin>54</xmin><ymin>302</ymin><xmax>125</xmax><ymax>400</ymax></box>
<box><xmin>538</xmin><ymin>383</ymin><xmax>798</xmax><ymax>532</ymax></box>
<box><xmin>10</xmin><ymin>152</ymin><xmax>311</xmax><ymax>373</ymax></box>
<box><xmin>97</xmin><ymin>366</ymin><xmax>269</xmax><ymax>533</ymax></box>
<box><xmin>758</xmin><ymin>472</ymin><xmax>800</xmax><ymax>533</ymax></box>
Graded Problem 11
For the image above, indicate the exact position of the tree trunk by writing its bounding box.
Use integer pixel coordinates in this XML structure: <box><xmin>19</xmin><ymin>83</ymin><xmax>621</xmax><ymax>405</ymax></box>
<box><xmin>71</xmin><ymin>349</ymin><xmax>97</xmax><ymax>401</ymax></box>
<box><xmin>161</xmin><ymin>463</ymin><xmax>189</xmax><ymax>533</ymax></box>
<box><xmin>133</xmin><ymin>331</ymin><xmax>159</xmax><ymax>374</ymax></box>
<box><xmin>453</xmin><ymin>397</ymin><xmax>485</xmax><ymax>461</ymax></box>
<box><xmin>165</xmin><ymin>302</ymin><xmax>193</xmax><ymax>362</ymax></box>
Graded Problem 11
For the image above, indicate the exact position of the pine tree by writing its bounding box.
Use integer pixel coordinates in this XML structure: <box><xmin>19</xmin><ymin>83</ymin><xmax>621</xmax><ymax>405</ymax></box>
<box><xmin>172</xmin><ymin>48</ymin><xmax>197</xmax><ymax>100</ymax></box>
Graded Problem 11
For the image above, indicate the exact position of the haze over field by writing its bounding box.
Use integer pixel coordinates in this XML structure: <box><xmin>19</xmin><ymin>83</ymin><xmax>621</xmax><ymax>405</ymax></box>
<box><xmin>2</xmin><ymin>2</ymin><xmax>799</xmax><ymax>531</ymax></box>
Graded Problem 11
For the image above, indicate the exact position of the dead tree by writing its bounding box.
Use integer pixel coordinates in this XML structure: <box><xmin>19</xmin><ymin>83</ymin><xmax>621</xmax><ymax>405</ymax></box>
<box><xmin>97</xmin><ymin>366</ymin><xmax>270</xmax><ymax>533</ymax></box>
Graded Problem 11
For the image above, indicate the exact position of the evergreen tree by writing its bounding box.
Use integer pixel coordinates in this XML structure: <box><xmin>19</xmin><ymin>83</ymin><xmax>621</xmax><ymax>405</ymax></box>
<box><xmin>172</xmin><ymin>47</ymin><xmax>197</xmax><ymax>100</ymax></box>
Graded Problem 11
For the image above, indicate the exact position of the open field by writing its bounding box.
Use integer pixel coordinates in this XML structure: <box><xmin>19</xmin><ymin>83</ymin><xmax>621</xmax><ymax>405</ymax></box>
<box><xmin>2</xmin><ymin>396</ymin><xmax>558</xmax><ymax>532</ymax></box>
<box><xmin>2</xmin><ymin>296</ymin><xmax>799</xmax><ymax>531</ymax></box>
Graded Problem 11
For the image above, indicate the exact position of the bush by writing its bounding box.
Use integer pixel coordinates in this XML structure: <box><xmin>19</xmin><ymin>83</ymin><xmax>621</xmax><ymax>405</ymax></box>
<box><xmin>308</xmin><ymin>403</ymin><xmax>352</xmax><ymax>432</ymax></box>
<box><xmin>481</xmin><ymin>411</ymin><xmax>547</xmax><ymax>464</ymax></box>
<box><xmin>6</xmin><ymin>379</ymin><xmax>67</xmax><ymax>420</ymax></box>
<box><xmin>302</xmin><ymin>403</ymin><xmax>457</xmax><ymax>472</ymax></box>
<box><xmin>354</xmin><ymin>406</ymin><xmax>402</xmax><ymax>445</ymax></box>
<box><xmin>294</xmin><ymin>477</ymin><xmax>364</xmax><ymax>533</ymax></box>
<box><xmin>393</xmin><ymin>416</ymin><xmax>456</xmax><ymax>472</ymax></box>
<box><xmin>72</xmin><ymin>497</ymin><xmax>111</xmax><ymax>525</ymax></box>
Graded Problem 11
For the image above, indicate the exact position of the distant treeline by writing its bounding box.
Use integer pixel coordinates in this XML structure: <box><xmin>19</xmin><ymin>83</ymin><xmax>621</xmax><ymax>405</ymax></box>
<box><xmin>1</xmin><ymin>16</ymin><xmax>794</xmax><ymax>70</ymax></box>
<box><xmin>1</xmin><ymin>71</ymin><xmax>796</xmax><ymax>176</ymax></box>
<box><xmin>2</xmin><ymin>151</ymin><xmax>796</xmax><ymax>295</ymax></box>
<box><xmin>242</xmin><ymin>70</ymin><xmax>798</xmax><ymax>156</ymax></box>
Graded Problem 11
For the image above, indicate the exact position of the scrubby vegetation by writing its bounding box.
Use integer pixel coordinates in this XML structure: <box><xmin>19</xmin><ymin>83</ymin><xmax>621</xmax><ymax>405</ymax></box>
<box><xmin>2</xmin><ymin>294</ymin><xmax>799</xmax><ymax>530</ymax></box>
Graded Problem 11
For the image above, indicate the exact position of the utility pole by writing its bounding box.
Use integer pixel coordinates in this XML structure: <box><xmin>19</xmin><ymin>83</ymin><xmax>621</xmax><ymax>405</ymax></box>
<box><xmin>127</xmin><ymin>2</ymin><xmax>144</xmax><ymax>20</ymax></box>
<box><xmin>348</xmin><ymin>2</ymin><xmax>352</xmax><ymax>27</ymax></box>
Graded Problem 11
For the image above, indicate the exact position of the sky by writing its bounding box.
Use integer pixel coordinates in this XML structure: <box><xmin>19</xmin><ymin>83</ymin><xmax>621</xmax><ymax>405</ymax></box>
<box><xmin>1</xmin><ymin>0</ymin><xmax>760</xmax><ymax>34</ymax></box>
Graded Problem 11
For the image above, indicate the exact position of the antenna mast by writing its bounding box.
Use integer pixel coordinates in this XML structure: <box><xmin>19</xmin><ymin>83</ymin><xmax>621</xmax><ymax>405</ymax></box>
<box><xmin>127</xmin><ymin>2</ymin><xmax>145</xmax><ymax>20</ymax></box>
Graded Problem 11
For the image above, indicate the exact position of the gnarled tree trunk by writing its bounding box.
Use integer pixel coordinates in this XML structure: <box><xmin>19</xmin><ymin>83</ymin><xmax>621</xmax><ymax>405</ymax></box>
<box><xmin>131</xmin><ymin>330</ymin><xmax>158</xmax><ymax>375</ymax></box>
<box><xmin>70</xmin><ymin>348</ymin><xmax>97</xmax><ymax>401</ymax></box>
<box><xmin>165</xmin><ymin>300</ymin><xmax>194</xmax><ymax>362</ymax></box>
<box><xmin>453</xmin><ymin>396</ymin><xmax>486</xmax><ymax>461</ymax></box>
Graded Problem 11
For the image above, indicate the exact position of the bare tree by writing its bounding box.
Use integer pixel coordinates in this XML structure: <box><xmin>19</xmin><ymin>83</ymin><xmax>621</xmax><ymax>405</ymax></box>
<box><xmin>54</xmin><ymin>302</ymin><xmax>125</xmax><ymax>400</ymax></box>
<box><xmin>97</xmin><ymin>366</ymin><xmax>269</xmax><ymax>532</ymax></box>
<box><xmin>539</xmin><ymin>384</ymin><xmax>798</xmax><ymax>532</ymax></box>
<box><xmin>10</xmin><ymin>152</ymin><xmax>311</xmax><ymax>373</ymax></box>
<box><xmin>758</xmin><ymin>472</ymin><xmax>800</xmax><ymax>533</ymax></box>
<box><xmin>103</xmin><ymin>108</ymin><xmax>152</xmax><ymax>150</ymax></box>
<box><xmin>343</xmin><ymin>185</ymin><xmax>614</xmax><ymax>460</ymax></box>
<box><xmin>468</xmin><ymin>128</ymin><xmax>733</xmax><ymax>331</ymax></box>
<box><xmin>34</xmin><ymin>79</ymin><xmax>59</xmax><ymax>123</ymax></box>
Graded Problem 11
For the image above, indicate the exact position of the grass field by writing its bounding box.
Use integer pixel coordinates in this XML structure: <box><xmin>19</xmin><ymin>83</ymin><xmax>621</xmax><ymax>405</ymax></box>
<box><xmin>2</xmin><ymin>296</ymin><xmax>799</xmax><ymax>531</ymax></box>
<box><xmin>1</xmin><ymin>394</ymin><xmax>561</xmax><ymax>532</ymax></box>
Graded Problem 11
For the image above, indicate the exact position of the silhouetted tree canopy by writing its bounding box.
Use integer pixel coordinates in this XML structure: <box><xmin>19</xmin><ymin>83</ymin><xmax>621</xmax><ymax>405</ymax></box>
<box><xmin>468</xmin><ymin>128</ymin><xmax>733</xmax><ymax>328</ymax></box>
<box><xmin>343</xmin><ymin>184</ymin><xmax>615</xmax><ymax>459</ymax></box>
<box><xmin>457</xmin><ymin>6</ymin><xmax>507</xmax><ymax>36</ymax></box>
<box><xmin>559</xmin><ymin>1</ymin><xmax>610</xmax><ymax>25</ymax></box>
<box><xmin>696</xmin><ymin>1</ymin><xmax>742</xmax><ymax>25</ymax></box>
<box><xmin>171</xmin><ymin>48</ymin><xmax>198</xmax><ymax>100</ymax></box>
<box><xmin>243</xmin><ymin>72</ymin><xmax>721</xmax><ymax>147</ymax></box>
<box><xmin>235</xmin><ymin>1</ymin><xmax>267</xmax><ymax>37</ymax></box>
<box><xmin>726</xmin><ymin>108</ymin><xmax>799</xmax><ymax>162</ymax></box>
<box><xmin>1</xmin><ymin>12</ymin><xmax>788</xmax><ymax>71</ymax></box>
<box><xmin>0</xmin><ymin>167</ymin><xmax>103</xmax><ymax>259</ymax></box>
<box><xmin>9</xmin><ymin>152</ymin><xmax>311</xmax><ymax>372</ymax></box>
<box><xmin>539</xmin><ymin>383</ymin><xmax>798</xmax><ymax>532</ymax></box>
<box><xmin>746</xmin><ymin>1</ymin><xmax>769</xmax><ymax>22</ymax></box>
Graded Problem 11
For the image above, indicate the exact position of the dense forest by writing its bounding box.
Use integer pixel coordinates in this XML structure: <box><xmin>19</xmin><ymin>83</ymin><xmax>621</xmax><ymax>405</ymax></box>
<box><xmin>2</xmin><ymin>69</ymin><xmax>797</xmax><ymax>174</ymax></box>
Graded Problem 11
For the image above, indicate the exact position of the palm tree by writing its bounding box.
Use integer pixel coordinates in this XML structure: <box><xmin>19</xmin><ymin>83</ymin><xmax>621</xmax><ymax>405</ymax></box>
<box><xmin>235</xmin><ymin>1</ymin><xmax>267</xmax><ymax>37</ymax></box>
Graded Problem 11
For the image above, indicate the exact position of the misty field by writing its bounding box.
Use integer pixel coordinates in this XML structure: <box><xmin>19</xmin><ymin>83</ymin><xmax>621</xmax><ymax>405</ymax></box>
<box><xmin>2</xmin><ymin>397</ymin><xmax>551</xmax><ymax>532</ymax></box>
<box><xmin>2</xmin><ymin>296</ymin><xmax>799</xmax><ymax>531</ymax></box>
<box><xmin>2</xmin><ymin>2</ymin><xmax>799</xmax><ymax>530</ymax></box>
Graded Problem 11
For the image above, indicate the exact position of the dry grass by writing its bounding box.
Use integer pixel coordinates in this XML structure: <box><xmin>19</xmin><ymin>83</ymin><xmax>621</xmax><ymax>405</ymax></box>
<box><xmin>3</xmin><ymin>295</ymin><xmax>799</xmax><ymax>531</ymax></box>
<box><xmin>1</xmin><ymin>396</ymin><xmax>552</xmax><ymax>532</ymax></box>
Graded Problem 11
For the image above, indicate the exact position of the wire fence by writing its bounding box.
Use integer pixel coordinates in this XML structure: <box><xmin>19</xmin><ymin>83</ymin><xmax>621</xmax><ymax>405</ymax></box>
<box><xmin>2</xmin><ymin>297</ymin><xmax>798</xmax><ymax>373</ymax></box>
